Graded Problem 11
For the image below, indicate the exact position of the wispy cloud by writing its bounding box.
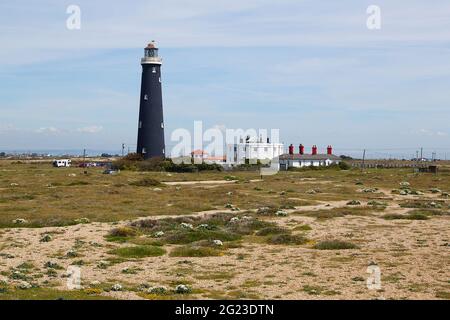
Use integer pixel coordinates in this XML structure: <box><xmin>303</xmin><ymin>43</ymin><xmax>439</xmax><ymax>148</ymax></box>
<box><xmin>35</xmin><ymin>127</ymin><xmax>62</xmax><ymax>134</ymax></box>
<box><xmin>76</xmin><ymin>125</ymin><xmax>103</xmax><ymax>133</ymax></box>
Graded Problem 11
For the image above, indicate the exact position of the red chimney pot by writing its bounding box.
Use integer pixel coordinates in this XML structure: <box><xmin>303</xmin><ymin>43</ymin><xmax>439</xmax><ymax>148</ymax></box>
<box><xmin>299</xmin><ymin>144</ymin><xmax>304</xmax><ymax>155</ymax></box>
<box><xmin>289</xmin><ymin>144</ymin><xmax>294</xmax><ymax>155</ymax></box>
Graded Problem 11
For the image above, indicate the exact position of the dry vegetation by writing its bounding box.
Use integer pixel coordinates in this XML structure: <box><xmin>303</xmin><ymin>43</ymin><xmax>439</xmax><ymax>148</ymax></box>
<box><xmin>0</xmin><ymin>160</ymin><xmax>449</xmax><ymax>300</ymax></box>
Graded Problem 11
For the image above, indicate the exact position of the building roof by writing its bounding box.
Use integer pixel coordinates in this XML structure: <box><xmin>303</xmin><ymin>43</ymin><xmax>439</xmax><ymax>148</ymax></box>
<box><xmin>205</xmin><ymin>156</ymin><xmax>226</xmax><ymax>161</ymax></box>
<box><xmin>191</xmin><ymin>149</ymin><xmax>208</xmax><ymax>155</ymax></box>
<box><xmin>279</xmin><ymin>153</ymin><xmax>341</xmax><ymax>161</ymax></box>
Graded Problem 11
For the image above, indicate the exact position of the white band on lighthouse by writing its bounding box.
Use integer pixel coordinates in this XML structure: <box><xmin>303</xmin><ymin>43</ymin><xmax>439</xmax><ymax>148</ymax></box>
<box><xmin>141</xmin><ymin>57</ymin><xmax>162</xmax><ymax>65</ymax></box>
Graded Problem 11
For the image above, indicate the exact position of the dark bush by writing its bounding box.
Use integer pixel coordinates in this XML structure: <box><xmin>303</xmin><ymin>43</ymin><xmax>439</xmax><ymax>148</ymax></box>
<box><xmin>267</xmin><ymin>234</ymin><xmax>308</xmax><ymax>245</ymax></box>
<box><xmin>313</xmin><ymin>240</ymin><xmax>358</xmax><ymax>250</ymax></box>
<box><xmin>129</xmin><ymin>177</ymin><xmax>161</xmax><ymax>187</ymax></box>
<box><xmin>338</xmin><ymin>161</ymin><xmax>351</xmax><ymax>170</ymax></box>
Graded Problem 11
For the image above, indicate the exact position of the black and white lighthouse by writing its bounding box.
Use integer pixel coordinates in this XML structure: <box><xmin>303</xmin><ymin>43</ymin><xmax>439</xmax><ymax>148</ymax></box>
<box><xmin>136</xmin><ymin>41</ymin><xmax>165</xmax><ymax>159</ymax></box>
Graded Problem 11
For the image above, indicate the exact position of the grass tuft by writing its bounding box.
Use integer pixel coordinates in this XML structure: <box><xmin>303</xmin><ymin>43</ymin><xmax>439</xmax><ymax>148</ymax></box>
<box><xmin>109</xmin><ymin>245</ymin><xmax>166</xmax><ymax>258</ymax></box>
<box><xmin>313</xmin><ymin>240</ymin><xmax>358</xmax><ymax>250</ymax></box>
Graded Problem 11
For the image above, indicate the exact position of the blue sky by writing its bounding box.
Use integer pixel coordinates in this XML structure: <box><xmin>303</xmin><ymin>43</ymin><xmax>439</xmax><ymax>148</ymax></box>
<box><xmin>1</xmin><ymin>1</ymin><xmax>450</xmax><ymax>158</ymax></box>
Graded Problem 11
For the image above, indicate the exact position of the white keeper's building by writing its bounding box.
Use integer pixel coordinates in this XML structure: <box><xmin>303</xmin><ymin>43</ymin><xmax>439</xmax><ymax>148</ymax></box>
<box><xmin>226</xmin><ymin>138</ymin><xmax>284</xmax><ymax>165</ymax></box>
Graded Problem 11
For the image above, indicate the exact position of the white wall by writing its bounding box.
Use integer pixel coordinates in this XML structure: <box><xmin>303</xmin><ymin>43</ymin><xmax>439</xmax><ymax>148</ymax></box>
<box><xmin>226</xmin><ymin>143</ymin><xmax>284</xmax><ymax>165</ymax></box>
<box><xmin>281</xmin><ymin>159</ymin><xmax>339</xmax><ymax>169</ymax></box>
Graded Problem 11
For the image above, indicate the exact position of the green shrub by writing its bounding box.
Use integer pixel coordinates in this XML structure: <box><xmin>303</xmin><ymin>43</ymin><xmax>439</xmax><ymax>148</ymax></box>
<box><xmin>109</xmin><ymin>245</ymin><xmax>166</xmax><ymax>258</ymax></box>
<box><xmin>170</xmin><ymin>246</ymin><xmax>222</xmax><ymax>257</ymax></box>
<box><xmin>129</xmin><ymin>178</ymin><xmax>161</xmax><ymax>187</ymax></box>
<box><xmin>313</xmin><ymin>240</ymin><xmax>358</xmax><ymax>250</ymax></box>
<box><xmin>338</xmin><ymin>161</ymin><xmax>351</xmax><ymax>170</ymax></box>
<box><xmin>106</xmin><ymin>226</ymin><xmax>138</xmax><ymax>242</ymax></box>
<box><xmin>163</xmin><ymin>229</ymin><xmax>240</xmax><ymax>244</ymax></box>
<box><xmin>67</xmin><ymin>181</ymin><xmax>90</xmax><ymax>186</ymax></box>
<box><xmin>383</xmin><ymin>213</ymin><xmax>429</xmax><ymax>220</ymax></box>
<box><xmin>294</xmin><ymin>224</ymin><xmax>312</xmax><ymax>231</ymax></box>
<box><xmin>267</xmin><ymin>234</ymin><xmax>308</xmax><ymax>245</ymax></box>
<box><xmin>256</xmin><ymin>226</ymin><xmax>287</xmax><ymax>236</ymax></box>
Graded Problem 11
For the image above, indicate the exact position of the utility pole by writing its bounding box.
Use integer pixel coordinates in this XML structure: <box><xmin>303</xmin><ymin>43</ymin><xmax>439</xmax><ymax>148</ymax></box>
<box><xmin>122</xmin><ymin>143</ymin><xmax>125</xmax><ymax>157</ymax></box>
<box><xmin>416</xmin><ymin>150</ymin><xmax>419</xmax><ymax>168</ymax></box>
<box><xmin>83</xmin><ymin>148</ymin><xmax>87</xmax><ymax>175</ymax></box>
<box><xmin>362</xmin><ymin>149</ymin><xmax>366</xmax><ymax>170</ymax></box>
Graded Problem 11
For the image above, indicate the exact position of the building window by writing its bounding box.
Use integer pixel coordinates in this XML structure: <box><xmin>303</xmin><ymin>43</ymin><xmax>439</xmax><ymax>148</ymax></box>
<box><xmin>142</xmin><ymin>148</ymin><xmax>147</xmax><ymax>154</ymax></box>
<box><xmin>161</xmin><ymin>122</ymin><xmax>164</xmax><ymax>129</ymax></box>
<box><xmin>139</xmin><ymin>121</ymin><xmax>142</xmax><ymax>128</ymax></box>
<box><xmin>159</xmin><ymin>77</ymin><xmax>161</xmax><ymax>83</ymax></box>
<box><xmin>152</xmin><ymin>67</ymin><xmax>156</xmax><ymax>73</ymax></box>
<box><xmin>144</xmin><ymin>94</ymin><xmax>148</xmax><ymax>100</ymax></box>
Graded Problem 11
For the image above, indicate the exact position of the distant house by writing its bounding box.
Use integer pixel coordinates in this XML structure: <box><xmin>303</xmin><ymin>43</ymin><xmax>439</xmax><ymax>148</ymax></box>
<box><xmin>191</xmin><ymin>149</ymin><xmax>207</xmax><ymax>162</ymax></box>
<box><xmin>226</xmin><ymin>137</ymin><xmax>284</xmax><ymax>166</ymax></box>
<box><xmin>52</xmin><ymin>159</ymin><xmax>71</xmax><ymax>167</ymax></box>
<box><xmin>279</xmin><ymin>145</ymin><xmax>340</xmax><ymax>170</ymax></box>
<box><xmin>190</xmin><ymin>150</ymin><xmax>226</xmax><ymax>165</ymax></box>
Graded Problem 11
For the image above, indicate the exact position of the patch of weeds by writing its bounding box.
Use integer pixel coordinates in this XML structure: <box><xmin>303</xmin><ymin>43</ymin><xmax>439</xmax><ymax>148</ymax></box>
<box><xmin>399</xmin><ymin>200</ymin><xmax>445</xmax><ymax>209</ymax></box>
<box><xmin>382</xmin><ymin>213</ymin><xmax>429</xmax><ymax>220</ymax></box>
<box><xmin>227</xmin><ymin>290</ymin><xmax>260</xmax><ymax>299</ymax></box>
<box><xmin>266</xmin><ymin>234</ymin><xmax>308</xmax><ymax>245</ymax></box>
<box><xmin>435</xmin><ymin>291</ymin><xmax>450</xmax><ymax>299</ymax></box>
<box><xmin>302</xmin><ymin>285</ymin><xmax>339</xmax><ymax>296</ymax></box>
<box><xmin>384</xmin><ymin>272</ymin><xmax>406</xmax><ymax>283</ymax></box>
<box><xmin>256</xmin><ymin>226</ymin><xmax>288</xmax><ymax>236</ymax></box>
<box><xmin>44</xmin><ymin>261</ymin><xmax>63</xmax><ymax>270</ymax></box>
<box><xmin>121</xmin><ymin>267</ymin><xmax>142</xmax><ymax>274</ymax></box>
<box><xmin>67</xmin><ymin>181</ymin><xmax>90</xmax><ymax>186</ymax></box>
<box><xmin>293</xmin><ymin>224</ymin><xmax>312</xmax><ymax>231</ymax></box>
<box><xmin>169</xmin><ymin>245</ymin><xmax>222</xmax><ymax>257</ymax></box>
<box><xmin>46</xmin><ymin>269</ymin><xmax>58</xmax><ymax>277</ymax></box>
<box><xmin>106</xmin><ymin>226</ymin><xmax>138</xmax><ymax>242</ymax></box>
<box><xmin>163</xmin><ymin>229</ymin><xmax>241</xmax><ymax>245</ymax></box>
<box><xmin>129</xmin><ymin>178</ymin><xmax>161</xmax><ymax>187</ymax></box>
<box><xmin>194</xmin><ymin>272</ymin><xmax>235</xmax><ymax>281</ymax></box>
<box><xmin>313</xmin><ymin>240</ymin><xmax>358</xmax><ymax>250</ymax></box>
<box><xmin>109</xmin><ymin>245</ymin><xmax>166</xmax><ymax>258</ymax></box>
<box><xmin>16</xmin><ymin>262</ymin><xmax>35</xmax><ymax>270</ymax></box>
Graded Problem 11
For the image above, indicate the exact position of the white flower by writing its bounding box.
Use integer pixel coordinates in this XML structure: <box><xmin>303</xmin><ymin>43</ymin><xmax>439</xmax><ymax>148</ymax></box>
<box><xmin>154</xmin><ymin>231</ymin><xmax>165</xmax><ymax>238</ymax></box>
<box><xmin>40</xmin><ymin>234</ymin><xmax>53</xmax><ymax>242</ymax></box>
<box><xmin>74</xmin><ymin>218</ymin><xmax>90</xmax><ymax>224</ymax></box>
<box><xmin>213</xmin><ymin>239</ymin><xmax>223</xmax><ymax>246</ymax></box>
<box><xmin>275</xmin><ymin>210</ymin><xmax>288</xmax><ymax>217</ymax></box>
<box><xmin>175</xmin><ymin>284</ymin><xmax>191</xmax><ymax>294</ymax></box>
<box><xmin>180</xmin><ymin>223</ymin><xmax>193</xmax><ymax>229</ymax></box>
<box><xmin>12</xmin><ymin>218</ymin><xmax>27</xmax><ymax>224</ymax></box>
<box><xmin>111</xmin><ymin>283</ymin><xmax>123</xmax><ymax>291</ymax></box>
<box><xmin>18</xmin><ymin>281</ymin><xmax>32</xmax><ymax>290</ymax></box>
